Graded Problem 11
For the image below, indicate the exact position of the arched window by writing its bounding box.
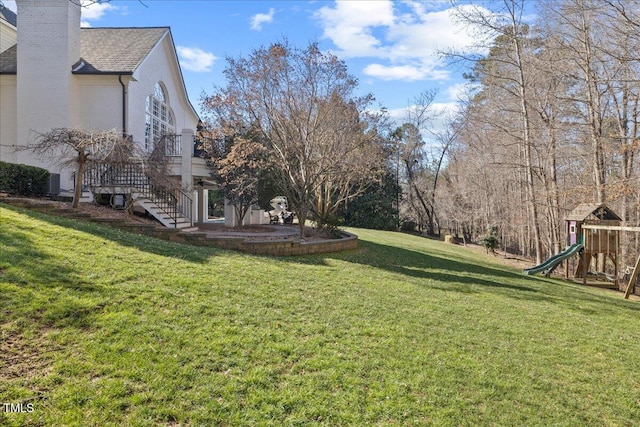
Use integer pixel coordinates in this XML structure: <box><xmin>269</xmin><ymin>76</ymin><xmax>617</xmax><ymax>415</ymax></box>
<box><xmin>145</xmin><ymin>82</ymin><xmax>175</xmax><ymax>150</ymax></box>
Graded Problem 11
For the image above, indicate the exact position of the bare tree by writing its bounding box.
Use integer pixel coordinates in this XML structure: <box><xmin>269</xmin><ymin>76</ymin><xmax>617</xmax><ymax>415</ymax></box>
<box><xmin>586</xmin><ymin>0</ymin><xmax>640</xmax><ymax>264</ymax></box>
<box><xmin>451</xmin><ymin>0</ymin><xmax>544</xmax><ymax>263</ymax></box>
<box><xmin>395</xmin><ymin>122</ymin><xmax>430</xmax><ymax>233</ymax></box>
<box><xmin>395</xmin><ymin>89</ymin><xmax>447</xmax><ymax>235</ymax></box>
<box><xmin>201</xmin><ymin>40</ymin><xmax>386</xmax><ymax>236</ymax></box>
<box><xmin>428</xmin><ymin>117</ymin><xmax>459</xmax><ymax>235</ymax></box>
<box><xmin>438</xmin><ymin>0</ymin><xmax>640</xmax><ymax>278</ymax></box>
<box><xmin>26</xmin><ymin>128</ymin><xmax>138</xmax><ymax>208</ymax></box>
<box><xmin>214</xmin><ymin>137</ymin><xmax>269</xmax><ymax>226</ymax></box>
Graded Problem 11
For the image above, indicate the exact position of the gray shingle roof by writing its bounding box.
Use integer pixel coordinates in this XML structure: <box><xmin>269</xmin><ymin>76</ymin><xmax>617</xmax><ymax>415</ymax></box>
<box><xmin>565</xmin><ymin>203</ymin><xmax>622</xmax><ymax>222</ymax></box>
<box><xmin>74</xmin><ymin>27</ymin><xmax>169</xmax><ymax>74</ymax></box>
<box><xmin>0</xmin><ymin>27</ymin><xmax>169</xmax><ymax>74</ymax></box>
<box><xmin>0</xmin><ymin>44</ymin><xmax>16</xmax><ymax>73</ymax></box>
<box><xmin>0</xmin><ymin>7</ymin><xmax>17</xmax><ymax>27</ymax></box>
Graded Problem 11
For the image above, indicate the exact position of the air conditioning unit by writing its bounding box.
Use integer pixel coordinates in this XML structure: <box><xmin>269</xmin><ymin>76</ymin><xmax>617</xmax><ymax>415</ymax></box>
<box><xmin>112</xmin><ymin>194</ymin><xmax>126</xmax><ymax>209</ymax></box>
<box><xmin>48</xmin><ymin>173</ymin><xmax>60</xmax><ymax>195</ymax></box>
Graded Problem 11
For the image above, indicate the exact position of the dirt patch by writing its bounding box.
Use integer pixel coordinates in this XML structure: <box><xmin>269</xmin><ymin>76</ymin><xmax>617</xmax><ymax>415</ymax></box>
<box><xmin>301</xmin><ymin>227</ymin><xmax>341</xmax><ymax>240</ymax></box>
<box><xmin>0</xmin><ymin>330</ymin><xmax>57</xmax><ymax>404</ymax></box>
<box><xmin>1</xmin><ymin>333</ymin><xmax>48</xmax><ymax>380</ymax></box>
<box><xmin>57</xmin><ymin>200</ymin><xmax>158</xmax><ymax>224</ymax></box>
<box><xmin>8</xmin><ymin>198</ymin><xmax>158</xmax><ymax>225</ymax></box>
<box><xmin>463</xmin><ymin>243</ymin><xmax>533</xmax><ymax>271</ymax></box>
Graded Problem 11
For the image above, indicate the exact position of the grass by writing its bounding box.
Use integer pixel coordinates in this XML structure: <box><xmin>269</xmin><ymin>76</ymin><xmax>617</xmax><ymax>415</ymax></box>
<box><xmin>2</xmin><ymin>202</ymin><xmax>640</xmax><ymax>426</ymax></box>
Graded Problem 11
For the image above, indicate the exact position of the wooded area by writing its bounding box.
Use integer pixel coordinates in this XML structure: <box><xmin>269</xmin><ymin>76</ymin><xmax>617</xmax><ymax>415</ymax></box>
<box><xmin>435</xmin><ymin>0</ymin><xmax>640</xmax><ymax>267</ymax></box>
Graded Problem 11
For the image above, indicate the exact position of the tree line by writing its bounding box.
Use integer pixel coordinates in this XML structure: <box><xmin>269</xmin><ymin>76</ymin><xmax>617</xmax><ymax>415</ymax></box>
<box><xmin>439</xmin><ymin>0</ymin><xmax>640</xmax><ymax>266</ymax></box>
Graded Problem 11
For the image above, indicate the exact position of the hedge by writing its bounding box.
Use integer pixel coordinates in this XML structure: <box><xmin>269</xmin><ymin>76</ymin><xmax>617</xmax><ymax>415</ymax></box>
<box><xmin>0</xmin><ymin>161</ymin><xmax>49</xmax><ymax>196</ymax></box>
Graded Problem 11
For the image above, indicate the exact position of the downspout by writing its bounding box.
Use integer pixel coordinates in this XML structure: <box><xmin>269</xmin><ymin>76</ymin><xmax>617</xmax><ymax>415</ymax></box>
<box><xmin>118</xmin><ymin>74</ymin><xmax>131</xmax><ymax>214</ymax></box>
<box><xmin>118</xmin><ymin>74</ymin><xmax>127</xmax><ymax>136</ymax></box>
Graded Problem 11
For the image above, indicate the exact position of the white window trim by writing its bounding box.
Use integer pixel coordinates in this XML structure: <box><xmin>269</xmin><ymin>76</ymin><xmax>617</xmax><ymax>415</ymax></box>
<box><xmin>145</xmin><ymin>82</ymin><xmax>175</xmax><ymax>151</ymax></box>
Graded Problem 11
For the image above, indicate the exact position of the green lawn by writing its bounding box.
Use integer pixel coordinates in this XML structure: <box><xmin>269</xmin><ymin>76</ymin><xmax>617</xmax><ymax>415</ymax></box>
<box><xmin>2</xmin><ymin>203</ymin><xmax>640</xmax><ymax>426</ymax></box>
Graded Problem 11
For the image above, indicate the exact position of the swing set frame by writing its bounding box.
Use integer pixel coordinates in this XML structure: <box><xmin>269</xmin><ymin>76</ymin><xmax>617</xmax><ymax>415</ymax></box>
<box><xmin>581</xmin><ymin>223</ymin><xmax>640</xmax><ymax>299</ymax></box>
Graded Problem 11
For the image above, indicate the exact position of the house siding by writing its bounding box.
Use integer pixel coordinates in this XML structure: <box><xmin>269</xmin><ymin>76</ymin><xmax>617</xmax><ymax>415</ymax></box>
<box><xmin>0</xmin><ymin>21</ymin><xmax>16</xmax><ymax>53</ymax></box>
<box><xmin>76</xmin><ymin>75</ymin><xmax>124</xmax><ymax>133</ymax></box>
<box><xmin>0</xmin><ymin>74</ymin><xmax>17</xmax><ymax>163</ymax></box>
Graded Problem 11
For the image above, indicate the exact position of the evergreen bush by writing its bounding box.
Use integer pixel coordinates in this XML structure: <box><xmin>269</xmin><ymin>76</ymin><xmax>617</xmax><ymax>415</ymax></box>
<box><xmin>478</xmin><ymin>225</ymin><xmax>500</xmax><ymax>254</ymax></box>
<box><xmin>0</xmin><ymin>161</ymin><xmax>49</xmax><ymax>197</ymax></box>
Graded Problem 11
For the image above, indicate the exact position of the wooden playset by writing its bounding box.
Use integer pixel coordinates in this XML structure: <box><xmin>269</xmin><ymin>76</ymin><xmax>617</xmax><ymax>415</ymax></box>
<box><xmin>565</xmin><ymin>203</ymin><xmax>621</xmax><ymax>287</ymax></box>
<box><xmin>526</xmin><ymin>203</ymin><xmax>640</xmax><ymax>299</ymax></box>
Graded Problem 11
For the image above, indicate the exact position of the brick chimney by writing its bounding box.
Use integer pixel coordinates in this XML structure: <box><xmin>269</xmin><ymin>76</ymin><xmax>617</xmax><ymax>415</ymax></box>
<box><xmin>15</xmin><ymin>0</ymin><xmax>82</xmax><ymax>170</ymax></box>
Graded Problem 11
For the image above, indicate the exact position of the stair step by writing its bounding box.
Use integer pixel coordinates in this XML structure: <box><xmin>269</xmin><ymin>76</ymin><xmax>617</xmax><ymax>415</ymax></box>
<box><xmin>92</xmin><ymin>188</ymin><xmax>191</xmax><ymax>230</ymax></box>
<box><xmin>180</xmin><ymin>226</ymin><xmax>199</xmax><ymax>233</ymax></box>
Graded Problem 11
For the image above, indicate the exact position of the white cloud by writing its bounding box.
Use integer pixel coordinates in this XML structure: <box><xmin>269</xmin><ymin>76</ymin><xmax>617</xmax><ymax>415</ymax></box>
<box><xmin>80</xmin><ymin>1</ymin><xmax>117</xmax><ymax>21</ymax></box>
<box><xmin>445</xmin><ymin>83</ymin><xmax>468</xmax><ymax>101</ymax></box>
<box><xmin>315</xmin><ymin>1</ymin><xmax>491</xmax><ymax>83</ymax></box>
<box><xmin>364</xmin><ymin>63</ymin><xmax>449</xmax><ymax>81</ymax></box>
<box><xmin>385</xmin><ymin>100</ymin><xmax>459</xmax><ymax>139</ymax></box>
<box><xmin>385</xmin><ymin>106</ymin><xmax>406</xmax><ymax>124</ymax></box>
<box><xmin>386</xmin><ymin>8</ymin><xmax>480</xmax><ymax>61</ymax></box>
<box><xmin>250</xmin><ymin>8</ymin><xmax>275</xmax><ymax>31</ymax></box>
<box><xmin>433</xmin><ymin>101</ymin><xmax>461</xmax><ymax>117</ymax></box>
<box><xmin>177</xmin><ymin>46</ymin><xmax>217</xmax><ymax>73</ymax></box>
<box><xmin>315</xmin><ymin>1</ymin><xmax>394</xmax><ymax>57</ymax></box>
<box><xmin>81</xmin><ymin>1</ymin><xmax>120</xmax><ymax>27</ymax></box>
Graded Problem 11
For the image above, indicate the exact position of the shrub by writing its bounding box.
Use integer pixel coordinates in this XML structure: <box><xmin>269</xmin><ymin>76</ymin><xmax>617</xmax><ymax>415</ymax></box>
<box><xmin>313</xmin><ymin>212</ymin><xmax>344</xmax><ymax>239</ymax></box>
<box><xmin>477</xmin><ymin>225</ymin><xmax>500</xmax><ymax>254</ymax></box>
<box><xmin>0</xmin><ymin>161</ymin><xmax>49</xmax><ymax>197</ymax></box>
<box><xmin>401</xmin><ymin>220</ymin><xmax>417</xmax><ymax>232</ymax></box>
<box><xmin>341</xmin><ymin>173</ymin><xmax>400</xmax><ymax>231</ymax></box>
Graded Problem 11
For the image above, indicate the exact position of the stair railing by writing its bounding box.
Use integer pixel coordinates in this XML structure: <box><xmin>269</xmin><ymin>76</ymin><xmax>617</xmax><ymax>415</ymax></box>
<box><xmin>84</xmin><ymin>161</ymin><xmax>192</xmax><ymax>228</ymax></box>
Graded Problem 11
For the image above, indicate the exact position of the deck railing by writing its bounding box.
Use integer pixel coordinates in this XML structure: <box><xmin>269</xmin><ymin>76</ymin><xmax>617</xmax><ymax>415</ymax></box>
<box><xmin>153</xmin><ymin>134</ymin><xmax>205</xmax><ymax>158</ymax></box>
<box><xmin>159</xmin><ymin>134</ymin><xmax>182</xmax><ymax>157</ymax></box>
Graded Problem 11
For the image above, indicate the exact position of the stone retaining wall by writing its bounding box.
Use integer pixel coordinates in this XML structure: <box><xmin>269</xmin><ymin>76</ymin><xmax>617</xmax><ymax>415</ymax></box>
<box><xmin>1</xmin><ymin>198</ymin><xmax>357</xmax><ymax>256</ymax></box>
<box><xmin>242</xmin><ymin>233</ymin><xmax>358</xmax><ymax>256</ymax></box>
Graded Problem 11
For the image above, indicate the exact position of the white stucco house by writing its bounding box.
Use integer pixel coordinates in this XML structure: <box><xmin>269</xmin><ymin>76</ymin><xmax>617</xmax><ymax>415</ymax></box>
<box><xmin>0</xmin><ymin>0</ymin><xmax>217</xmax><ymax>228</ymax></box>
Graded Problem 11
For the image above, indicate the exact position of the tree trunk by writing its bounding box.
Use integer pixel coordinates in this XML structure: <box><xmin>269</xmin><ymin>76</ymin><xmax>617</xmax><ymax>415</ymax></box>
<box><xmin>511</xmin><ymin>14</ymin><xmax>543</xmax><ymax>264</ymax></box>
<box><xmin>579</xmin><ymin>10</ymin><xmax>607</xmax><ymax>202</ymax></box>
<box><xmin>72</xmin><ymin>153</ymin><xmax>87</xmax><ymax>209</ymax></box>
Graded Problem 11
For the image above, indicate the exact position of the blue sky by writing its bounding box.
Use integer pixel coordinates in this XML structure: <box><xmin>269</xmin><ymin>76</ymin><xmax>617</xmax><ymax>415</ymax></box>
<box><xmin>4</xmin><ymin>0</ymin><xmax>494</xmax><ymax>123</ymax></box>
